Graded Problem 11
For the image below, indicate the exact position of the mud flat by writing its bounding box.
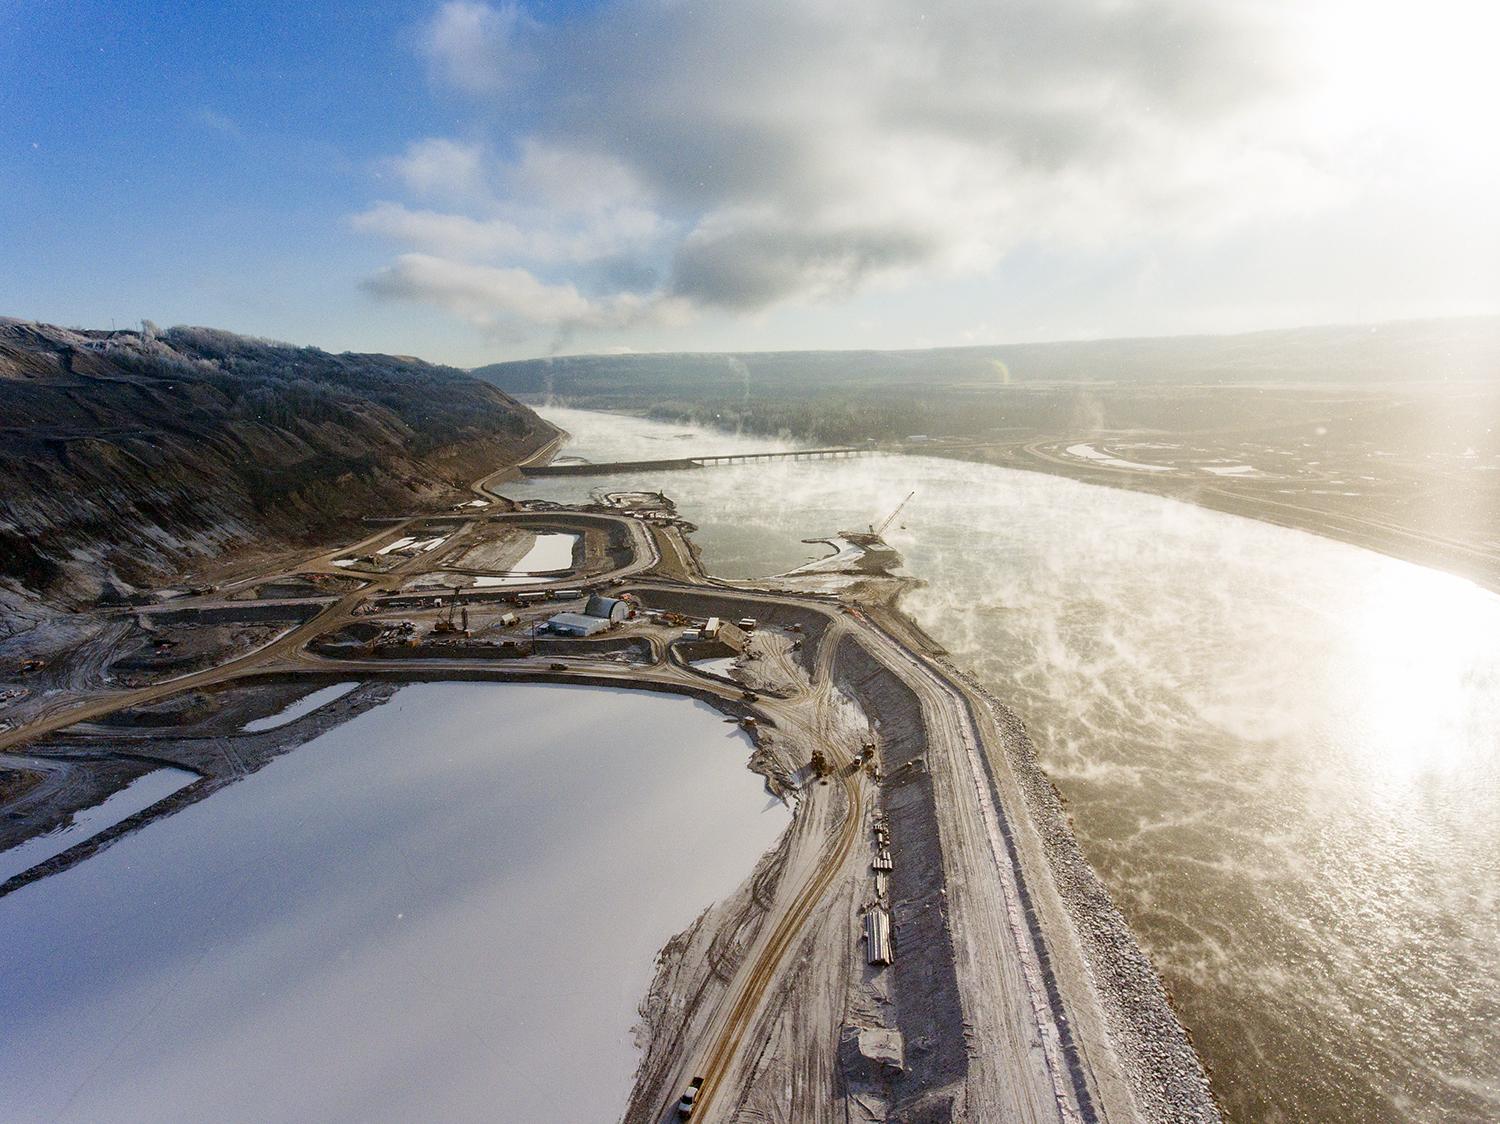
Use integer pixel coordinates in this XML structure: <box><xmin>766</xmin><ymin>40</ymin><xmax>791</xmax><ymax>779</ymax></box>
<box><xmin>0</xmin><ymin>682</ymin><xmax>787</xmax><ymax>1122</ymax></box>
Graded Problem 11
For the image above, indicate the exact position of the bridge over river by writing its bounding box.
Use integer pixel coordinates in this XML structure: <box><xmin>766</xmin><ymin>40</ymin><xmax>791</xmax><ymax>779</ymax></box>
<box><xmin>524</xmin><ymin>445</ymin><xmax>877</xmax><ymax>476</ymax></box>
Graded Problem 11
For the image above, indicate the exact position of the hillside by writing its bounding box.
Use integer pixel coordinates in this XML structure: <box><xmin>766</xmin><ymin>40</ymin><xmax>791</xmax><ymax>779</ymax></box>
<box><xmin>473</xmin><ymin>316</ymin><xmax>1499</xmax><ymax>448</ymax></box>
<box><xmin>475</xmin><ymin>316</ymin><xmax>1499</xmax><ymax>400</ymax></box>
<box><xmin>0</xmin><ymin>319</ymin><xmax>554</xmax><ymax>620</ymax></box>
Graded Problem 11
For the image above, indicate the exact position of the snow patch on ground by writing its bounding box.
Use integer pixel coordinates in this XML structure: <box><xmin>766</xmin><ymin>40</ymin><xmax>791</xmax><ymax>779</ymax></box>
<box><xmin>375</xmin><ymin>536</ymin><xmax>417</xmax><ymax>556</ymax></box>
<box><xmin>1064</xmin><ymin>444</ymin><xmax>1175</xmax><ymax>473</ymax></box>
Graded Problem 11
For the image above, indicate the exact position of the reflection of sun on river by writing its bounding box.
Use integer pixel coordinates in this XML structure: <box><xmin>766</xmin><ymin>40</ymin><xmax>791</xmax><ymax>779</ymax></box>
<box><xmin>516</xmin><ymin>405</ymin><xmax>1500</xmax><ymax>1124</ymax></box>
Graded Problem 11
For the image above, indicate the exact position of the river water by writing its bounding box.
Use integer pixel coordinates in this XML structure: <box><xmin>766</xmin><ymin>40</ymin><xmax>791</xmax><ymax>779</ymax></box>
<box><xmin>517</xmin><ymin>406</ymin><xmax>1500</xmax><ymax>1122</ymax></box>
<box><xmin>0</xmin><ymin>682</ymin><xmax>788</xmax><ymax>1122</ymax></box>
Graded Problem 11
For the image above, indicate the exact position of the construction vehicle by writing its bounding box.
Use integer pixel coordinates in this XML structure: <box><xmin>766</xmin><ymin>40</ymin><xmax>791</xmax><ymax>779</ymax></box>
<box><xmin>432</xmin><ymin>586</ymin><xmax>470</xmax><ymax>637</ymax></box>
<box><xmin>676</xmin><ymin>1077</ymin><xmax>704</xmax><ymax>1119</ymax></box>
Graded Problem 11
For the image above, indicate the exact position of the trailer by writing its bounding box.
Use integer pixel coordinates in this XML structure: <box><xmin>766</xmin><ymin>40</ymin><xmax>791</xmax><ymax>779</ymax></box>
<box><xmin>864</xmin><ymin>908</ymin><xmax>893</xmax><ymax>966</ymax></box>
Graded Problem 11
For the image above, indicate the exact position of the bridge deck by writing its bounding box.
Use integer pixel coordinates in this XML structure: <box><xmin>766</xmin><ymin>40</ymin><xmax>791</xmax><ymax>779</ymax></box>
<box><xmin>525</xmin><ymin>446</ymin><xmax>874</xmax><ymax>476</ymax></box>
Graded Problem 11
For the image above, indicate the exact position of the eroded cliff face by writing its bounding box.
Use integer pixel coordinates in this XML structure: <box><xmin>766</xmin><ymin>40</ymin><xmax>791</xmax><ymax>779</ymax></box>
<box><xmin>0</xmin><ymin>319</ymin><xmax>553</xmax><ymax>625</ymax></box>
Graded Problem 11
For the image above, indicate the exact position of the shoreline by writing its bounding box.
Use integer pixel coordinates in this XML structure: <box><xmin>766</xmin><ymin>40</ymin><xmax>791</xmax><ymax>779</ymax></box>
<box><xmin>926</xmin><ymin>445</ymin><xmax>1500</xmax><ymax>598</ymax></box>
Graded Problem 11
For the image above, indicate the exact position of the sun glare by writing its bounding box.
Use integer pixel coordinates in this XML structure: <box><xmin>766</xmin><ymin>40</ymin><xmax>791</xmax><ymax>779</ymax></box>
<box><xmin>1302</xmin><ymin>0</ymin><xmax>1500</xmax><ymax>180</ymax></box>
<box><xmin>1344</xmin><ymin>566</ymin><xmax>1500</xmax><ymax>790</ymax></box>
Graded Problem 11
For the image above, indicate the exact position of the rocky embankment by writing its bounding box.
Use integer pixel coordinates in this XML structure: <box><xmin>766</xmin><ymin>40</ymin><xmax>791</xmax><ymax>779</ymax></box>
<box><xmin>0</xmin><ymin>319</ymin><xmax>554</xmax><ymax>630</ymax></box>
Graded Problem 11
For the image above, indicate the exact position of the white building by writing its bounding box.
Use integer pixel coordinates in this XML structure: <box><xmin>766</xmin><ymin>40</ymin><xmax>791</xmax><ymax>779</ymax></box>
<box><xmin>546</xmin><ymin>612</ymin><xmax>609</xmax><ymax>637</ymax></box>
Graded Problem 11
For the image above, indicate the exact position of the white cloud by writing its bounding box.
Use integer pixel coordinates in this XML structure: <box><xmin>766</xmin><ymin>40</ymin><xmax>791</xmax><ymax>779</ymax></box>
<box><xmin>351</xmin><ymin>203</ymin><xmax>532</xmax><ymax>260</ymax></box>
<box><xmin>357</xmin><ymin>0</ymin><xmax>1498</xmax><ymax>345</ymax></box>
<box><xmin>360</xmin><ymin>253</ymin><xmax>687</xmax><ymax>340</ymax></box>
<box><xmin>352</xmin><ymin>198</ymin><xmax>666</xmax><ymax>264</ymax></box>
<box><xmin>388</xmin><ymin>138</ymin><xmax>489</xmax><ymax>203</ymax></box>
<box><xmin>420</xmin><ymin>1</ymin><xmax>531</xmax><ymax>95</ymax></box>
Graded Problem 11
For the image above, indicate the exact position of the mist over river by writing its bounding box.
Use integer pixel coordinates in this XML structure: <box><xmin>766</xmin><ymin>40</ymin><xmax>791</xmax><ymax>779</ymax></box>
<box><xmin>518</xmin><ymin>407</ymin><xmax>1500</xmax><ymax>1122</ymax></box>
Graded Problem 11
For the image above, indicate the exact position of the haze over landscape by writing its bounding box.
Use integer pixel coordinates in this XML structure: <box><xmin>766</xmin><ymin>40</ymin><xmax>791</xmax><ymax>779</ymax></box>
<box><xmin>2</xmin><ymin>3</ymin><xmax>1496</xmax><ymax>1123</ymax></box>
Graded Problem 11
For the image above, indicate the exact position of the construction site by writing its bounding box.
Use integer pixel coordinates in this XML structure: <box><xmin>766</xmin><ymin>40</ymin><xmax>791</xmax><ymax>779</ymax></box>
<box><xmin>0</xmin><ymin>469</ymin><xmax>1220</xmax><ymax>1122</ymax></box>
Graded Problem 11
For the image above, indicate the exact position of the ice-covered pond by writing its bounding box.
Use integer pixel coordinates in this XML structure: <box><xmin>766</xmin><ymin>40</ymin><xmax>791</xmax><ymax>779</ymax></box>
<box><xmin>0</xmin><ymin>682</ymin><xmax>788</xmax><ymax>1122</ymax></box>
<box><xmin>511</xmin><ymin>531</ymin><xmax>577</xmax><ymax>573</ymax></box>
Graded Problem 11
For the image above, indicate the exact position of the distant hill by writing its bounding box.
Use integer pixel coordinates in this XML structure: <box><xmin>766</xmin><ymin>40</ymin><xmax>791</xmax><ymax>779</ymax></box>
<box><xmin>474</xmin><ymin>316</ymin><xmax>1500</xmax><ymax>401</ymax></box>
<box><xmin>0</xmin><ymin>320</ymin><xmax>552</xmax><ymax>615</ymax></box>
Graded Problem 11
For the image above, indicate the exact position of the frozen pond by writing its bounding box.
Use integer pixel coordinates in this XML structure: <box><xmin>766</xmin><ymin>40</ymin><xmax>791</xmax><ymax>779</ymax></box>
<box><xmin>241</xmin><ymin>681</ymin><xmax>358</xmax><ymax>732</ymax></box>
<box><xmin>0</xmin><ymin>683</ymin><xmax>788</xmax><ymax>1122</ymax></box>
<box><xmin>0</xmin><ymin>767</ymin><xmax>196</xmax><ymax>883</ymax></box>
<box><xmin>509</xmin><ymin>531</ymin><xmax>577</xmax><ymax>573</ymax></box>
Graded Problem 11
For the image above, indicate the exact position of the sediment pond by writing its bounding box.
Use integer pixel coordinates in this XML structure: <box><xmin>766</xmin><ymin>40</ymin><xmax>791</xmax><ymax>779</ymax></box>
<box><xmin>0</xmin><ymin>682</ymin><xmax>788</xmax><ymax>1122</ymax></box>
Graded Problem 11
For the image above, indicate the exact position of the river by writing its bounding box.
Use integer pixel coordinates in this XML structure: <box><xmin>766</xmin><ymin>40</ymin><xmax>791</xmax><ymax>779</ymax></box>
<box><xmin>515</xmin><ymin>406</ymin><xmax>1500</xmax><ymax>1122</ymax></box>
<box><xmin>0</xmin><ymin>682</ymin><xmax>788</xmax><ymax>1122</ymax></box>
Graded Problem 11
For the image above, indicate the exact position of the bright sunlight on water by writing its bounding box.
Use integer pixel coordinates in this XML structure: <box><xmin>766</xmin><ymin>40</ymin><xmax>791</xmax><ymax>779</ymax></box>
<box><xmin>518</xmin><ymin>406</ymin><xmax>1500</xmax><ymax>1123</ymax></box>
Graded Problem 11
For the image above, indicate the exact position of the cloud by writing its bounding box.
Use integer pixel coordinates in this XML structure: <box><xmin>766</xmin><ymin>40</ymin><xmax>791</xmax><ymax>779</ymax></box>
<box><xmin>352</xmin><ymin>202</ymin><xmax>531</xmax><ymax>260</ymax></box>
<box><xmin>387</xmin><ymin>138</ymin><xmax>489</xmax><ymax>203</ymax></box>
<box><xmin>358</xmin><ymin>0</ymin><xmax>1487</xmax><ymax>344</ymax></box>
<box><xmin>193</xmin><ymin>108</ymin><xmax>243</xmax><ymax>139</ymax></box>
<box><xmin>420</xmin><ymin>1</ymin><xmax>531</xmax><ymax>94</ymax></box>
<box><xmin>670</xmin><ymin>212</ymin><xmax>938</xmax><ymax>311</ymax></box>
<box><xmin>350</xmin><ymin>200</ymin><xmax>663</xmax><ymax>264</ymax></box>
<box><xmin>360</xmin><ymin>253</ymin><xmax>685</xmax><ymax>340</ymax></box>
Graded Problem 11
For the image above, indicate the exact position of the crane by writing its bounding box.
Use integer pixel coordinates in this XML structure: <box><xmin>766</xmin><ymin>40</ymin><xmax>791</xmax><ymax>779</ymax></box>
<box><xmin>433</xmin><ymin>586</ymin><xmax>469</xmax><ymax>636</ymax></box>
<box><xmin>869</xmin><ymin>492</ymin><xmax>914</xmax><ymax>537</ymax></box>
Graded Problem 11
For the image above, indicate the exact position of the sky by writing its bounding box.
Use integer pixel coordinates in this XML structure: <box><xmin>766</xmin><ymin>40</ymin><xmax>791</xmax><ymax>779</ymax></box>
<box><xmin>2</xmin><ymin>0</ymin><xmax>1497</xmax><ymax>366</ymax></box>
